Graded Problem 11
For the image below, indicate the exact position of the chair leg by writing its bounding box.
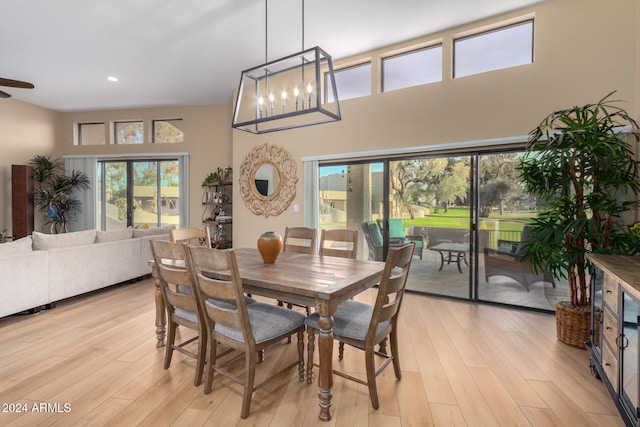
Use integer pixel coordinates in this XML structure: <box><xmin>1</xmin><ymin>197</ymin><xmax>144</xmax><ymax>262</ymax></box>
<box><xmin>390</xmin><ymin>331</ymin><xmax>401</xmax><ymax>380</ymax></box>
<box><xmin>164</xmin><ymin>320</ymin><xmax>177</xmax><ymax>369</ymax></box>
<box><xmin>365</xmin><ymin>345</ymin><xmax>380</xmax><ymax>409</ymax></box>
<box><xmin>204</xmin><ymin>338</ymin><xmax>218</xmax><ymax>394</ymax></box>
<box><xmin>378</xmin><ymin>338</ymin><xmax>388</xmax><ymax>355</ymax></box>
<box><xmin>194</xmin><ymin>332</ymin><xmax>207</xmax><ymax>386</ymax></box>
<box><xmin>338</xmin><ymin>342</ymin><xmax>345</xmax><ymax>360</ymax></box>
<box><xmin>241</xmin><ymin>349</ymin><xmax>257</xmax><ymax>419</ymax></box>
<box><xmin>297</xmin><ymin>329</ymin><xmax>305</xmax><ymax>381</ymax></box>
<box><xmin>306</xmin><ymin>327</ymin><xmax>315</xmax><ymax>384</ymax></box>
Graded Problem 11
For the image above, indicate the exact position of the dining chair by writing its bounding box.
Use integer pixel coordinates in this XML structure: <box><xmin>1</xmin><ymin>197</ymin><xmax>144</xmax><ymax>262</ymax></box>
<box><xmin>283</xmin><ymin>226</ymin><xmax>317</xmax><ymax>254</ymax></box>
<box><xmin>170</xmin><ymin>226</ymin><xmax>212</xmax><ymax>247</ymax></box>
<box><xmin>280</xmin><ymin>226</ymin><xmax>318</xmax><ymax>314</ymax></box>
<box><xmin>319</xmin><ymin>228</ymin><xmax>358</xmax><ymax>259</ymax></box>
<box><xmin>185</xmin><ymin>245</ymin><xmax>306</xmax><ymax>419</ymax></box>
<box><xmin>305</xmin><ymin>242</ymin><xmax>415</xmax><ymax>409</ymax></box>
<box><xmin>150</xmin><ymin>239</ymin><xmax>207</xmax><ymax>386</ymax></box>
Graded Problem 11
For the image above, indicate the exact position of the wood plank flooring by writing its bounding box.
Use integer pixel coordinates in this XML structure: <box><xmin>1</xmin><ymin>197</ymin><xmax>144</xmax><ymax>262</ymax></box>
<box><xmin>0</xmin><ymin>277</ymin><xmax>623</xmax><ymax>426</ymax></box>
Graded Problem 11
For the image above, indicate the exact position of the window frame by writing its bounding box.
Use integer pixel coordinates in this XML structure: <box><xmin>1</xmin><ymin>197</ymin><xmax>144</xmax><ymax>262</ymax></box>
<box><xmin>324</xmin><ymin>61</ymin><xmax>372</xmax><ymax>103</ymax></box>
<box><xmin>77</xmin><ymin>122</ymin><xmax>106</xmax><ymax>146</ymax></box>
<box><xmin>113</xmin><ymin>120</ymin><xmax>144</xmax><ymax>145</ymax></box>
<box><xmin>381</xmin><ymin>43</ymin><xmax>443</xmax><ymax>92</ymax></box>
<box><xmin>152</xmin><ymin>118</ymin><xmax>184</xmax><ymax>144</ymax></box>
<box><xmin>453</xmin><ymin>19</ymin><xmax>534</xmax><ymax>79</ymax></box>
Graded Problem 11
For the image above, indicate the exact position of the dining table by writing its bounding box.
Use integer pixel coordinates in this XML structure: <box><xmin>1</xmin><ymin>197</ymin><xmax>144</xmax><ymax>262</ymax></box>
<box><xmin>151</xmin><ymin>246</ymin><xmax>385</xmax><ymax>421</ymax></box>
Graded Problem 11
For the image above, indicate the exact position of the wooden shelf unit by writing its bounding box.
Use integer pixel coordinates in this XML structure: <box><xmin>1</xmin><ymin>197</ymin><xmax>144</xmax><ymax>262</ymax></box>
<box><xmin>202</xmin><ymin>181</ymin><xmax>232</xmax><ymax>249</ymax></box>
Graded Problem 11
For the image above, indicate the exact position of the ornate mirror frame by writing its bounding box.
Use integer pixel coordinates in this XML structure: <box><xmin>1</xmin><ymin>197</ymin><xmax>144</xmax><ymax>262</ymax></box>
<box><xmin>238</xmin><ymin>143</ymin><xmax>298</xmax><ymax>217</ymax></box>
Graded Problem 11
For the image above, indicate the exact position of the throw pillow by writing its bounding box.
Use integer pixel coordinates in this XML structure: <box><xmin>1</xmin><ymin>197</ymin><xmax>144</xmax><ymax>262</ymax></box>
<box><xmin>367</xmin><ymin>221</ymin><xmax>383</xmax><ymax>246</ymax></box>
<box><xmin>0</xmin><ymin>236</ymin><xmax>33</xmax><ymax>257</ymax></box>
<box><xmin>388</xmin><ymin>219</ymin><xmax>405</xmax><ymax>239</ymax></box>
<box><xmin>32</xmin><ymin>229</ymin><xmax>97</xmax><ymax>250</ymax></box>
<box><xmin>95</xmin><ymin>227</ymin><xmax>133</xmax><ymax>243</ymax></box>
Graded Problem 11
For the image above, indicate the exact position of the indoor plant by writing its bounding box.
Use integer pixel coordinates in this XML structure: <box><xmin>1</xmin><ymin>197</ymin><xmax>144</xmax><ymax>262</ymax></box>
<box><xmin>517</xmin><ymin>91</ymin><xmax>640</xmax><ymax>347</ymax></box>
<box><xmin>30</xmin><ymin>155</ymin><xmax>90</xmax><ymax>234</ymax></box>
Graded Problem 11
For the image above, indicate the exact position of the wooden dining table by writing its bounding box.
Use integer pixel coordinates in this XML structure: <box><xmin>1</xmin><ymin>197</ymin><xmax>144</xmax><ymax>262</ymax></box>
<box><xmin>151</xmin><ymin>247</ymin><xmax>385</xmax><ymax>421</ymax></box>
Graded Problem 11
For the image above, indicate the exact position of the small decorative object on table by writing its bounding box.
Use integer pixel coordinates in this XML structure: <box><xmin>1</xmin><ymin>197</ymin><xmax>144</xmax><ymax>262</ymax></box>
<box><xmin>257</xmin><ymin>231</ymin><xmax>283</xmax><ymax>263</ymax></box>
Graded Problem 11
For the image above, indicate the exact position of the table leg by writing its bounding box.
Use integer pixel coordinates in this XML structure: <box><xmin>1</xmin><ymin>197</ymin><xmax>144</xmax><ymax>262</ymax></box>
<box><xmin>437</xmin><ymin>251</ymin><xmax>445</xmax><ymax>271</ymax></box>
<box><xmin>456</xmin><ymin>252</ymin><xmax>463</xmax><ymax>273</ymax></box>
<box><xmin>152</xmin><ymin>266</ymin><xmax>166</xmax><ymax>347</ymax></box>
<box><xmin>317</xmin><ymin>309</ymin><xmax>334</xmax><ymax>421</ymax></box>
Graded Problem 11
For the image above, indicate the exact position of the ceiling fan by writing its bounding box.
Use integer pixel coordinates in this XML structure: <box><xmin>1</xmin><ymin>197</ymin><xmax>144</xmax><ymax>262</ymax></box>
<box><xmin>0</xmin><ymin>77</ymin><xmax>35</xmax><ymax>99</ymax></box>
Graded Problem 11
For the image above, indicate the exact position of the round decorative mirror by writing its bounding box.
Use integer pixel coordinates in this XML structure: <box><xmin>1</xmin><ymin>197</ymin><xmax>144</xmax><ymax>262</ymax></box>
<box><xmin>253</xmin><ymin>163</ymin><xmax>281</xmax><ymax>197</ymax></box>
<box><xmin>238</xmin><ymin>143</ymin><xmax>298</xmax><ymax>217</ymax></box>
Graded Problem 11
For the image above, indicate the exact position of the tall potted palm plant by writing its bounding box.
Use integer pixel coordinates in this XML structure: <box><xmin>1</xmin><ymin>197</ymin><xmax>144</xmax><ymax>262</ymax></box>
<box><xmin>30</xmin><ymin>155</ymin><xmax>90</xmax><ymax>234</ymax></box>
<box><xmin>517</xmin><ymin>91</ymin><xmax>640</xmax><ymax>347</ymax></box>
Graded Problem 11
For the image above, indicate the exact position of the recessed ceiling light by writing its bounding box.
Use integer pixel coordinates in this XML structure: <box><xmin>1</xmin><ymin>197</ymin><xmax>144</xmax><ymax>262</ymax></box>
<box><xmin>107</xmin><ymin>76</ymin><xmax>119</xmax><ymax>82</ymax></box>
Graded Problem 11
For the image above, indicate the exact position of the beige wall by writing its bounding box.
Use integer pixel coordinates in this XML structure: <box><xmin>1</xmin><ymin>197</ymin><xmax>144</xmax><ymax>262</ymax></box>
<box><xmin>232</xmin><ymin>0</ymin><xmax>640</xmax><ymax>247</ymax></box>
<box><xmin>0</xmin><ymin>99</ymin><xmax>59</xmax><ymax>235</ymax></box>
<box><xmin>57</xmin><ymin>105</ymin><xmax>232</xmax><ymax>230</ymax></box>
<box><xmin>1</xmin><ymin>0</ymin><xmax>638</xmax><ymax>243</ymax></box>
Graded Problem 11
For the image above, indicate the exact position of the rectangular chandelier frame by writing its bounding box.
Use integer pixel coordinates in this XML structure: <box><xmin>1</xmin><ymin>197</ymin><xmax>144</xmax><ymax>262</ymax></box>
<box><xmin>232</xmin><ymin>46</ymin><xmax>341</xmax><ymax>134</ymax></box>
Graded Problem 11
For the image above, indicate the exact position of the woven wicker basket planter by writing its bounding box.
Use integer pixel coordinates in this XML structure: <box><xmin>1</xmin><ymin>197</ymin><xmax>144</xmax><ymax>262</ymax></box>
<box><xmin>556</xmin><ymin>301</ymin><xmax>592</xmax><ymax>348</ymax></box>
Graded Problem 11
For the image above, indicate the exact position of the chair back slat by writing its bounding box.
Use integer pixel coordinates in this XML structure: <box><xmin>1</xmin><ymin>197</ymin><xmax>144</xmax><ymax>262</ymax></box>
<box><xmin>166</xmin><ymin>291</ymin><xmax>198</xmax><ymax>312</ymax></box>
<box><xmin>204</xmin><ymin>300</ymin><xmax>244</xmax><ymax>330</ymax></box>
<box><xmin>152</xmin><ymin>238</ymin><xmax>186</xmax><ymax>261</ymax></box>
<box><xmin>171</xmin><ymin>227</ymin><xmax>212</xmax><ymax>247</ymax></box>
<box><xmin>196</xmin><ymin>272</ymin><xmax>236</xmax><ymax>301</ymax></box>
<box><xmin>283</xmin><ymin>227</ymin><xmax>317</xmax><ymax>254</ymax></box>
<box><xmin>320</xmin><ymin>229</ymin><xmax>358</xmax><ymax>259</ymax></box>
<box><xmin>160</xmin><ymin>265</ymin><xmax>192</xmax><ymax>287</ymax></box>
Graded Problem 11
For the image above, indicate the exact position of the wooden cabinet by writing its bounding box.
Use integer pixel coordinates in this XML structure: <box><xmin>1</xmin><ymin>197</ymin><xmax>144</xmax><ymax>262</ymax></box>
<box><xmin>11</xmin><ymin>164</ymin><xmax>34</xmax><ymax>239</ymax></box>
<box><xmin>202</xmin><ymin>181</ymin><xmax>232</xmax><ymax>249</ymax></box>
<box><xmin>587</xmin><ymin>254</ymin><xmax>640</xmax><ymax>427</ymax></box>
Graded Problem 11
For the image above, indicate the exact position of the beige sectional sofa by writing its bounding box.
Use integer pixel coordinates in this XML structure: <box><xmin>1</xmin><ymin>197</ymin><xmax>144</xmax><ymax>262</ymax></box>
<box><xmin>0</xmin><ymin>225</ymin><xmax>174</xmax><ymax>318</ymax></box>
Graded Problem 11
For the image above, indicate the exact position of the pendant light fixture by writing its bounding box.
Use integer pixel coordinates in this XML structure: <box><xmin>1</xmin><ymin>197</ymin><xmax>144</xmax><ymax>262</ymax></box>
<box><xmin>231</xmin><ymin>0</ymin><xmax>341</xmax><ymax>134</ymax></box>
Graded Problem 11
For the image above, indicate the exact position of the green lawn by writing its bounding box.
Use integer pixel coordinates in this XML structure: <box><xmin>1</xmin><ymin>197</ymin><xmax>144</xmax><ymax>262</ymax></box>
<box><xmin>402</xmin><ymin>208</ymin><xmax>536</xmax><ymax>232</ymax></box>
<box><xmin>320</xmin><ymin>207</ymin><xmax>538</xmax><ymax>232</ymax></box>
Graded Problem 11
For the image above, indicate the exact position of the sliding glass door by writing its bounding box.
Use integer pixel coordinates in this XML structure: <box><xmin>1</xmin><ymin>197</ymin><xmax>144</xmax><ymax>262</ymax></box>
<box><xmin>387</xmin><ymin>156</ymin><xmax>473</xmax><ymax>299</ymax></box>
<box><xmin>318</xmin><ymin>149</ymin><xmax>568</xmax><ymax>312</ymax></box>
<box><xmin>97</xmin><ymin>159</ymin><xmax>180</xmax><ymax>230</ymax></box>
<box><xmin>477</xmin><ymin>151</ymin><xmax>566</xmax><ymax>311</ymax></box>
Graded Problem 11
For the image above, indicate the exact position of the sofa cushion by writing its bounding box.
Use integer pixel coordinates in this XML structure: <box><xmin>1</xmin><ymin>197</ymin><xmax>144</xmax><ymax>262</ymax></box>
<box><xmin>366</xmin><ymin>221</ymin><xmax>383</xmax><ymax>246</ymax></box>
<box><xmin>133</xmin><ymin>224</ymin><xmax>176</xmax><ymax>238</ymax></box>
<box><xmin>95</xmin><ymin>227</ymin><xmax>133</xmax><ymax>243</ymax></box>
<box><xmin>388</xmin><ymin>219</ymin><xmax>405</xmax><ymax>238</ymax></box>
<box><xmin>0</xmin><ymin>236</ymin><xmax>33</xmax><ymax>257</ymax></box>
<box><xmin>32</xmin><ymin>229</ymin><xmax>97</xmax><ymax>250</ymax></box>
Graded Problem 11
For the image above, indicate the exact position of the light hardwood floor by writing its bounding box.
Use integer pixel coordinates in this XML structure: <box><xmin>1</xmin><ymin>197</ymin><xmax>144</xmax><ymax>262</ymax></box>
<box><xmin>0</xmin><ymin>276</ymin><xmax>623</xmax><ymax>426</ymax></box>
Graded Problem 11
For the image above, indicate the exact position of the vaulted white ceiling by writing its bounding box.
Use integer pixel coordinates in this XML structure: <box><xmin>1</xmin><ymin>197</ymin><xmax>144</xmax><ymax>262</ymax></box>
<box><xmin>0</xmin><ymin>0</ymin><xmax>545</xmax><ymax>112</ymax></box>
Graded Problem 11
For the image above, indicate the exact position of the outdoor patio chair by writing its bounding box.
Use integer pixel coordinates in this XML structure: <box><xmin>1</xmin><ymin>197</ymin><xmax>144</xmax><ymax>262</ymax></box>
<box><xmin>483</xmin><ymin>225</ymin><xmax>556</xmax><ymax>291</ymax></box>
<box><xmin>377</xmin><ymin>219</ymin><xmax>423</xmax><ymax>259</ymax></box>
